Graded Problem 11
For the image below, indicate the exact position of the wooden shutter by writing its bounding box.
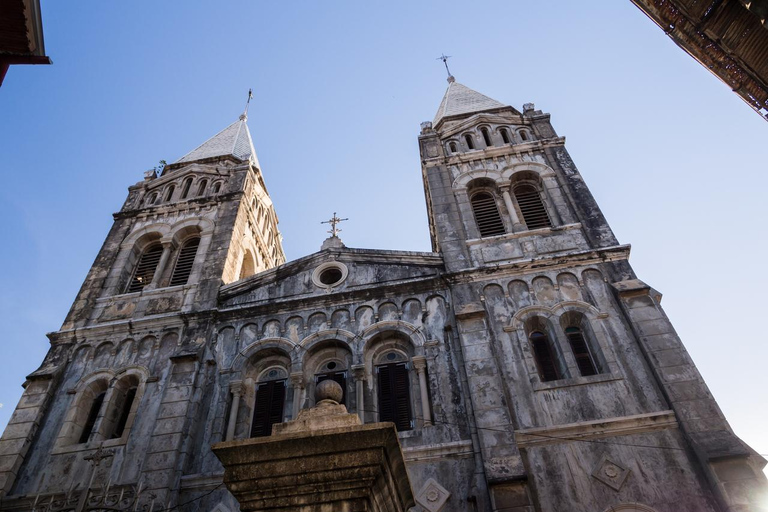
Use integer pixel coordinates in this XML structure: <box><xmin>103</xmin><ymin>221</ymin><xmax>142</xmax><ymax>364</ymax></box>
<box><xmin>471</xmin><ymin>192</ymin><xmax>506</xmax><ymax>237</ymax></box>
<box><xmin>126</xmin><ymin>245</ymin><xmax>163</xmax><ymax>293</ymax></box>
<box><xmin>514</xmin><ymin>184</ymin><xmax>552</xmax><ymax>230</ymax></box>
<box><xmin>170</xmin><ymin>237</ymin><xmax>200</xmax><ymax>286</ymax></box>
<box><xmin>79</xmin><ymin>392</ymin><xmax>106</xmax><ymax>444</ymax></box>
<box><xmin>112</xmin><ymin>387</ymin><xmax>137</xmax><ymax>439</ymax></box>
<box><xmin>377</xmin><ymin>363</ymin><xmax>412</xmax><ymax>431</ymax></box>
<box><xmin>530</xmin><ymin>332</ymin><xmax>560</xmax><ymax>382</ymax></box>
<box><xmin>251</xmin><ymin>379</ymin><xmax>286</xmax><ymax>438</ymax></box>
<box><xmin>316</xmin><ymin>371</ymin><xmax>346</xmax><ymax>405</ymax></box>
<box><xmin>565</xmin><ymin>327</ymin><xmax>599</xmax><ymax>376</ymax></box>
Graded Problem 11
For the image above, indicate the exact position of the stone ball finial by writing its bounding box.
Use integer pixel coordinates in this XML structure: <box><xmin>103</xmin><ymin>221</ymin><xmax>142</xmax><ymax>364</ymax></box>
<box><xmin>316</xmin><ymin>379</ymin><xmax>343</xmax><ymax>404</ymax></box>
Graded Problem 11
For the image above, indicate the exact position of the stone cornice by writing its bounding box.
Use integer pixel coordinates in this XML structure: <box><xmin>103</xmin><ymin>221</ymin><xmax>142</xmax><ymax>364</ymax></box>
<box><xmin>422</xmin><ymin>136</ymin><xmax>566</xmax><ymax>167</ymax></box>
<box><xmin>515</xmin><ymin>410</ymin><xmax>677</xmax><ymax>448</ymax></box>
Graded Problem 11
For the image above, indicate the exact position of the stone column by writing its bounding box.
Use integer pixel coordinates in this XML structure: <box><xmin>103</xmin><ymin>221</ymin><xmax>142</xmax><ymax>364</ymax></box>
<box><xmin>411</xmin><ymin>356</ymin><xmax>432</xmax><ymax>426</ymax></box>
<box><xmin>149</xmin><ymin>242</ymin><xmax>173</xmax><ymax>288</ymax></box>
<box><xmin>501</xmin><ymin>188</ymin><xmax>525</xmax><ymax>232</ymax></box>
<box><xmin>226</xmin><ymin>380</ymin><xmax>243</xmax><ymax>441</ymax></box>
<box><xmin>351</xmin><ymin>365</ymin><xmax>366</xmax><ymax>424</ymax></box>
<box><xmin>290</xmin><ymin>373</ymin><xmax>304</xmax><ymax>419</ymax></box>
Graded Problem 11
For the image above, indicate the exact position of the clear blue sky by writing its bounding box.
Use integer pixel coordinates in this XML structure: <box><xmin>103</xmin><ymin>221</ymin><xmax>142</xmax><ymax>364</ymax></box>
<box><xmin>1</xmin><ymin>1</ymin><xmax>766</xmax><ymax>467</ymax></box>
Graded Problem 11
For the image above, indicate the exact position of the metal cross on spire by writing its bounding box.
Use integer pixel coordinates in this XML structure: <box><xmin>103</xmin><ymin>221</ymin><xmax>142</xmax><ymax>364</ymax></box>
<box><xmin>321</xmin><ymin>212</ymin><xmax>348</xmax><ymax>238</ymax></box>
<box><xmin>241</xmin><ymin>88</ymin><xmax>254</xmax><ymax>120</ymax></box>
<box><xmin>437</xmin><ymin>54</ymin><xmax>454</xmax><ymax>82</ymax></box>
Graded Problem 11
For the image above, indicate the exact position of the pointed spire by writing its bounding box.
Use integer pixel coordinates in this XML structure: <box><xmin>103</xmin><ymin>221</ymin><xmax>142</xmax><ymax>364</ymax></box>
<box><xmin>174</xmin><ymin>116</ymin><xmax>259</xmax><ymax>168</ymax></box>
<box><xmin>433</xmin><ymin>81</ymin><xmax>507</xmax><ymax>126</ymax></box>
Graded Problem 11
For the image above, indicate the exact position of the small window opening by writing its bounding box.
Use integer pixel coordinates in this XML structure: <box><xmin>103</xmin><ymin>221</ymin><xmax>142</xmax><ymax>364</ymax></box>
<box><xmin>181</xmin><ymin>178</ymin><xmax>193</xmax><ymax>199</ymax></box>
<box><xmin>520</xmin><ymin>130</ymin><xmax>529</xmax><ymax>141</ymax></box>
<box><xmin>126</xmin><ymin>244</ymin><xmax>164</xmax><ymax>293</ymax></box>
<box><xmin>146</xmin><ymin>193</ymin><xmax>158</xmax><ymax>205</ymax></box>
<box><xmin>514</xmin><ymin>184</ymin><xmax>552</xmax><ymax>230</ymax></box>
<box><xmin>565</xmin><ymin>327</ymin><xmax>600</xmax><ymax>376</ymax></box>
<box><xmin>212</xmin><ymin>182</ymin><xmax>221</xmax><ymax>194</ymax></box>
<box><xmin>470</xmin><ymin>191</ymin><xmax>506</xmax><ymax>237</ymax></box>
<box><xmin>530</xmin><ymin>331</ymin><xmax>560</xmax><ymax>382</ymax></box>
<box><xmin>377</xmin><ymin>362</ymin><xmax>412</xmax><ymax>431</ymax></box>
<box><xmin>464</xmin><ymin>134</ymin><xmax>475</xmax><ymax>150</ymax></box>
<box><xmin>164</xmin><ymin>185</ymin><xmax>175</xmax><ymax>202</ymax></box>
<box><xmin>251</xmin><ymin>379</ymin><xmax>286</xmax><ymax>438</ymax></box>
<box><xmin>481</xmin><ymin>128</ymin><xmax>492</xmax><ymax>147</ymax></box>
<box><xmin>111</xmin><ymin>387</ymin><xmax>137</xmax><ymax>439</ymax></box>
<box><xmin>500</xmin><ymin>129</ymin><xmax>511</xmax><ymax>144</ymax></box>
<box><xmin>319</xmin><ymin>267</ymin><xmax>343</xmax><ymax>285</ymax></box>
<box><xmin>197</xmin><ymin>180</ymin><xmax>208</xmax><ymax>196</ymax></box>
<box><xmin>449</xmin><ymin>141</ymin><xmax>458</xmax><ymax>153</ymax></box>
<box><xmin>79</xmin><ymin>391</ymin><xmax>106</xmax><ymax>444</ymax></box>
<box><xmin>170</xmin><ymin>237</ymin><xmax>200</xmax><ymax>286</ymax></box>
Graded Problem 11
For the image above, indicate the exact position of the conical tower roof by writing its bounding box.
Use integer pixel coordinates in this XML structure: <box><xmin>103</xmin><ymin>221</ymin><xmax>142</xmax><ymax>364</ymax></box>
<box><xmin>433</xmin><ymin>80</ymin><xmax>506</xmax><ymax>126</ymax></box>
<box><xmin>175</xmin><ymin>114</ymin><xmax>259</xmax><ymax>167</ymax></box>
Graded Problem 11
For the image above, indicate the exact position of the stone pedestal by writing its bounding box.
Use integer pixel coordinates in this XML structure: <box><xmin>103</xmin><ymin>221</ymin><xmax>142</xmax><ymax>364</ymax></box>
<box><xmin>212</xmin><ymin>385</ymin><xmax>414</xmax><ymax>512</ymax></box>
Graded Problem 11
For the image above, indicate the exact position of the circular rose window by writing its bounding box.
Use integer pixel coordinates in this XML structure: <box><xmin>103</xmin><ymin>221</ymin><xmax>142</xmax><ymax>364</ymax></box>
<box><xmin>312</xmin><ymin>261</ymin><xmax>348</xmax><ymax>290</ymax></box>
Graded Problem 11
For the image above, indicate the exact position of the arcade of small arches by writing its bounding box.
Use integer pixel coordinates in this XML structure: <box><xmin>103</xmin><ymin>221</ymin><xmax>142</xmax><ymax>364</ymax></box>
<box><xmin>143</xmin><ymin>174</ymin><xmax>224</xmax><ymax>208</ymax></box>
<box><xmin>454</xmin><ymin>163</ymin><xmax>572</xmax><ymax>239</ymax></box>
<box><xmin>445</xmin><ymin>124</ymin><xmax>534</xmax><ymax>154</ymax></box>
<box><xmin>224</xmin><ymin>320</ymin><xmax>435</xmax><ymax>440</ymax></box>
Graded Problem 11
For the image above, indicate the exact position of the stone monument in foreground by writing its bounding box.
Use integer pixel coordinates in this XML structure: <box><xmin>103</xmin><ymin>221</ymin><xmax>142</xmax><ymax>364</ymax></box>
<box><xmin>212</xmin><ymin>380</ymin><xmax>415</xmax><ymax>512</ymax></box>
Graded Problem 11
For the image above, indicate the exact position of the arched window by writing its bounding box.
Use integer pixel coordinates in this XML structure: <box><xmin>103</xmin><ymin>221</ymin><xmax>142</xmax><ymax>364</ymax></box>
<box><xmin>170</xmin><ymin>237</ymin><xmax>200</xmax><ymax>286</ymax></box>
<box><xmin>463</xmin><ymin>134</ymin><xmax>475</xmax><ymax>150</ymax></box>
<box><xmin>163</xmin><ymin>185</ymin><xmax>175</xmax><ymax>202</ymax></box>
<box><xmin>480</xmin><ymin>127</ymin><xmax>492</xmax><ymax>147</ymax></box>
<box><xmin>239</xmin><ymin>249</ymin><xmax>255</xmax><ymax>280</ymax></box>
<box><xmin>146</xmin><ymin>193</ymin><xmax>158</xmax><ymax>205</ymax></box>
<box><xmin>126</xmin><ymin>243</ymin><xmax>164</xmax><ymax>293</ymax></box>
<box><xmin>78</xmin><ymin>391</ymin><xmax>106</xmax><ymax>444</ymax></box>
<box><xmin>212</xmin><ymin>182</ymin><xmax>222</xmax><ymax>194</ymax></box>
<box><xmin>251</xmin><ymin>368</ymin><xmax>287</xmax><ymax>438</ymax></box>
<box><xmin>500</xmin><ymin>128</ymin><xmax>511</xmax><ymax>144</ymax></box>
<box><xmin>197</xmin><ymin>179</ymin><xmax>208</xmax><ymax>197</ymax></box>
<box><xmin>519</xmin><ymin>130</ymin><xmax>529</xmax><ymax>141</ymax></box>
<box><xmin>471</xmin><ymin>191</ymin><xmax>506</xmax><ymax>237</ymax></box>
<box><xmin>529</xmin><ymin>330</ymin><xmax>561</xmax><ymax>382</ymax></box>
<box><xmin>315</xmin><ymin>360</ymin><xmax>347</xmax><ymax>406</ymax></box>
<box><xmin>565</xmin><ymin>326</ymin><xmax>601</xmax><ymax>377</ymax></box>
<box><xmin>376</xmin><ymin>352</ymin><xmax>412</xmax><ymax>431</ymax></box>
<box><xmin>180</xmin><ymin>177</ymin><xmax>193</xmax><ymax>199</ymax></box>
<box><xmin>111</xmin><ymin>385</ymin><xmax>137</xmax><ymax>439</ymax></box>
<box><xmin>513</xmin><ymin>184</ymin><xmax>552</xmax><ymax>230</ymax></box>
<box><xmin>448</xmin><ymin>141</ymin><xmax>458</xmax><ymax>153</ymax></box>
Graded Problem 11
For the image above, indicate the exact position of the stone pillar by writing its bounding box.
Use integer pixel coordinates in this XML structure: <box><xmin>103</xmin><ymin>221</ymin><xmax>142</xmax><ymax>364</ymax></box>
<box><xmin>351</xmin><ymin>365</ymin><xmax>366</xmax><ymax>424</ymax></box>
<box><xmin>539</xmin><ymin>177</ymin><xmax>564</xmax><ymax>227</ymax></box>
<box><xmin>149</xmin><ymin>242</ymin><xmax>173</xmax><ymax>288</ymax></box>
<box><xmin>226</xmin><ymin>380</ymin><xmax>243</xmax><ymax>441</ymax></box>
<box><xmin>290</xmin><ymin>372</ymin><xmax>304</xmax><ymax>419</ymax></box>
<box><xmin>411</xmin><ymin>356</ymin><xmax>432</xmax><ymax>426</ymax></box>
<box><xmin>501</xmin><ymin>188</ymin><xmax>525</xmax><ymax>231</ymax></box>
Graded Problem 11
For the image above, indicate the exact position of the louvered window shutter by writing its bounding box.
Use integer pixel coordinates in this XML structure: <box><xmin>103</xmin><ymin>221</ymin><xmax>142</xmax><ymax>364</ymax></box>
<box><xmin>514</xmin><ymin>184</ymin><xmax>552</xmax><ymax>230</ymax></box>
<box><xmin>471</xmin><ymin>192</ymin><xmax>506</xmax><ymax>237</ymax></box>
<box><xmin>316</xmin><ymin>372</ymin><xmax>347</xmax><ymax>405</ymax></box>
<box><xmin>565</xmin><ymin>327</ymin><xmax>600</xmax><ymax>376</ymax></box>
<box><xmin>530</xmin><ymin>331</ymin><xmax>560</xmax><ymax>382</ymax></box>
<box><xmin>79</xmin><ymin>391</ymin><xmax>106</xmax><ymax>444</ymax></box>
<box><xmin>126</xmin><ymin>245</ymin><xmax>164</xmax><ymax>293</ymax></box>
<box><xmin>112</xmin><ymin>387</ymin><xmax>137</xmax><ymax>439</ymax></box>
<box><xmin>170</xmin><ymin>238</ymin><xmax>200</xmax><ymax>286</ymax></box>
<box><xmin>251</xmin><ymin>379</ymin><xmax>286</xmax><ymax>438</ymax></box>
<box><xmin>377</xmin><ymin>363</ymin><xmax>412</xmax><ymax>431</ymax></box>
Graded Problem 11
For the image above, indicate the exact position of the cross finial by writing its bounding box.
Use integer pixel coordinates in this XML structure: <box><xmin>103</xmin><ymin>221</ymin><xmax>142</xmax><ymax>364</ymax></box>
<box><xmin>241</xmin><ymin>88</ymin><xmax>254</xmax><ymax>121</ymax></box>
<box><xmin>437</xmin><ymin>54</ymin><xmax>454</xmax><ymax>83</ymax></box>
<box><xmin>321</xmin><ymin>212</ymin><xmax>348</xmax><ymax>238</ymax></box>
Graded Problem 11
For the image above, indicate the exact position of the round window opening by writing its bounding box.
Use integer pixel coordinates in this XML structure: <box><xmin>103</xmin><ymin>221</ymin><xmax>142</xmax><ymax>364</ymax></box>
<box><xmin>326</xmin><ymin>361</ymin><xmax>337</xmax><ymax>370</ymax></box>
<box><xmin>319</xmin><ymin>267</ymin><xmax>343</xmax><ymax>285</ymax></box>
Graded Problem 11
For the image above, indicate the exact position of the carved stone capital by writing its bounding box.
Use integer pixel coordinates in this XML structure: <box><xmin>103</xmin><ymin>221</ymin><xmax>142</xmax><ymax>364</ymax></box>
<box><xmin>229</xmin><ymin>380</ymin><xmax>243</xmax><ymax>396</ymax></box>
<box><xmin>411</xmin><ymin>356</ymin><xmax>427</xmax><ymax>372</ymax></box>
<box><xmin>290</xmin><ymin>372</ymin><xmax>305</xmax><ymax>388</ymax></box>
<box><xmin>351</xmin><ymin>365</ymin><xmax>366</xmax><ymax>380</ymax></box>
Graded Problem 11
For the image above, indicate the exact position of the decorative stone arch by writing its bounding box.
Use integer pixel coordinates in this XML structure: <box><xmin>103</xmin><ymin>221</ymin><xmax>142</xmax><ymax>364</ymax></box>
<box><xmin>360</xmin><ymin>320</ymin><xmax>426</xmax><ymax>360</ymax></box>
<box><xmin>299</xmin><ymin>329</ymin><xmax>357</xmax><ymax>353</ymax></box>
<box><xmin>452</xmin><ymin>168</ymin><xmax>504</xmax><ymax>190</ymax></box>
<box><xmin>230</xmin><ymin>337</ymin><xmax>300</xmax><ymax>373</ymax></box>
<box><xmin>500</xmin><ymin>161</ymin><xmax>556</xmax><ymax>182</ymax></box>
<box><xmin>169</xmin><ymin>217</ymin><xmax>214</xmax><ymax>241</ymax></box>
<box><xmin>510</xmin><ymin>306</ymin><xmax>570</xmax><ymax>382</ymax></box>
<box><xmin>119</xmin><ymin>223</ymin><xmax>172</xmax><ymax>250</ymax></box>
<box><xmin>102</xmin><ymin>366</ymin><xmax>149</xmax><ymax>442</ymax></box>
<box><xmin>502</xmin><ymin>162</ymin><xmax>570</xmax><ymax>226</ymax></box>
<box><xmin>300</xmin><ymin>334</ymin><xmax>355</xmax><ymax>410</ymax></box>
<box><xmin>56</xmin><ymin>369</ymin><xmax>115</xmax><ymax>448</ymax></box>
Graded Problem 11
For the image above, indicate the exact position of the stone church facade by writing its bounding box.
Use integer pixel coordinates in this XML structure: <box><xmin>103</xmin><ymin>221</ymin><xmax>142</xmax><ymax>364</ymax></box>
<box><xmin>0</xmin><ymin>78</ymin><xmax>765</xmax><ymax>512</ymax></box>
